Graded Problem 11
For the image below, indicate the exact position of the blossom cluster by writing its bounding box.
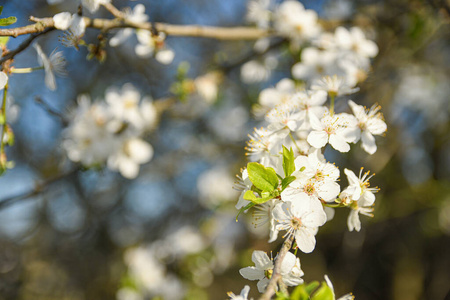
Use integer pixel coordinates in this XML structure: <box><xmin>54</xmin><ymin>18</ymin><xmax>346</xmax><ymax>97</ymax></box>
<box><xmin>242</xmin><ymin>0</ymin><xmax>377</xmax><ymax>89</ymax></box>
<box><xmin>231</xmin><ymin>1</ymin><xmax>387</xmax><ymax>298</ymax></box>
<box><xmin>52</xmin><ymin>2</ymin><xmax>174</xmax><ymax>64</ymax></box>
<box><xmin>62</xmin><ymin>83</ymin><xmax>156</xmax><ymax>178</ymax></box>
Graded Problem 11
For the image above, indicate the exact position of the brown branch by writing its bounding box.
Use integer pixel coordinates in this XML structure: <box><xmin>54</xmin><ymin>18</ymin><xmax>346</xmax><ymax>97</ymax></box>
<box><xmin>260</xmin><ymin>235</ymin><xmax>295</xmax><ymax>300</ymax></box>
<box><xmin>0</xmin><ymin>16</ymin><xmax>273</xmax><ymax>40</ymax></box>
<box><xmin>0</xmin><ymin>168</ymin><xmax>79</xmax><ymax>210</ymax></box>
<box><xmin>0</xmin><ymin>27</ymin><xmax>55</xmax><ymax>65</ymax></box>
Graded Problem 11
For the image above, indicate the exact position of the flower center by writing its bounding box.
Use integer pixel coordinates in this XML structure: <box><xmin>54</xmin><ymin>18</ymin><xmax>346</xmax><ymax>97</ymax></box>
<box><xmin>290</xmin><ymin>217</ymin><xmax>302</xmax><ymax>230</ymax></box>
<box><xmin>264</xmin><ymin>268</ymin><xmax>273</xmax><ymax>279</ymax></box>
<box><xmin>304</xmin><ymin>181</ymin><xmax>315</xmax><ymax>196</ymax></box>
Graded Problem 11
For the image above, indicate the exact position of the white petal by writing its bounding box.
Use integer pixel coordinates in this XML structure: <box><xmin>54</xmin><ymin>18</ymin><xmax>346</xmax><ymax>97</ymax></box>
<box><xmin>252</xmin><ymin>250</ymin><xmax>273</xmax><ymax>270</ymax></box>
<box><xmin>361</xmin><ymin>130</ymin><xmax>376</xmax><ymax>154</ymax></box>
<box><xmin>344</xmin><ymin>168</ymin><xmax>359</xmax><ymax>186</ymax></box>
<box><xmin>0</xmin><ymin>72</ymin><xmax>8</xmax><ymax>90</ymax></box>
<box><xmin>279</xmin><ymin>252</ymin><xmax>297</xmax><ymax>275</ymax></box>
<box><xmin>347</xmin><ymin>210</ymin><xmax>361</xmax><ymax>232</ymax></box>
<box><xmin>257</xmin><ymin>277</ymin><xmax>270</xmax><ymax>293</ymax></box>
<box><xmin>119</xmin><ymin>158</ymin><xmax>139</xmax><ymax>179</ymax></box>
<box><xmin>155</xmin><ymin>48</ymin><xmax>175</xmax><ymax>64</ymax></box>
<box><xmin>295</xmin><ymin>227</ymin><xmax>317</xmax><ymax>253</ymax></box>
<box><xmin>239</xmin><ymin>267</ymin><xmax>265</xmax><ymax>281</ymax></box>
<box><xmin>329</xmin><ymin>133</ymin><xmax>350</xmax><ymax>152</ymax></box>
<box><xmin>360</xmin><ymin>191</ymin><xmax>375</xmax><ymax>206</ymax></box>
<box><xmin>367</xmin><ymin>118</ymin><xmax>387</xmax><ymax>135</ymax></box>
<box><xmin>109</xmin><ymin>28</ymin><xmax>133</xmax><ymax>47</ymax></box>
<box><xmin>53</xmin><ymin>12</ymin><xmax>72</xmax><ymax>30</ymax></box>
<box><xmin>317</xmin><ymin>181</ymin><xmax>340</xmax><ymax>202</ymax></box>
<box><xmin>127</xmin><ymin>139</ymin><xmax>153</xmax><ymax>164</ymax></box>
<box><xmin>307</xmin><ymin>130</ymin><xmax>328</xmax><ymax>149</ymax></box>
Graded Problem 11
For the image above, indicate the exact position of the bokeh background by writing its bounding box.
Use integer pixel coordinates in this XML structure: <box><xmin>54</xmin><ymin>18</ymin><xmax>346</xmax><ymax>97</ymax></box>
<box><xmin>0</xmin><ymin>0</ymin><xmax>449</xmax><ymax>299</ymax></box>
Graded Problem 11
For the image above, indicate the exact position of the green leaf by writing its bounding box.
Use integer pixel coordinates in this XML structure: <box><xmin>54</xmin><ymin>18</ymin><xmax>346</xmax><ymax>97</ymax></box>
<box><xmin>247</xmin><ymin>162</ymin><xmax>279</xmax><ymax>192</ymax></box>
<box><xmin>290</xmin><ymin>284</ymin><xmax>310</xmax><ymax>300</ymax></box>
<box><xmin>0</xmin><ymin>16</ymin><xmax>17</xmax><ymax>26</ymax></box>
<box><xmin>311</xmin><ymin>282</ymin><xmax>334</xmax><ymax>300</ymax></box>
<box><xmin>243</xmin><ymin>190</ymin><xmax>274</xmax><ymax>204</ymax></box>
<box><xmin>281</xmin><ymin>175</ymin><xmax>296</xmax><ymax>191</ymax></box>
<box><xmin>282</xmin><ymin>146</ymin><xmax>295</xmax><ymax>177</ymax></box>
<box><xmin>275</xmin><ymin>291</ymin><xmax>289</xmax><ymax>300</ymax></box>
<box><xmin>235</xmin><ymin>201</ymin><xmax>257</xmax><ymax>221</ymax></box>
<box><xmin>0</xmin><ymin>6</ymin><xmax>3</xmax><ymax>16</ymax></box>
<box><xmin>243</xmin><ymin>190</ymin><xmax>259</xmax><ymax>202</ymax></box>
<box><xmin>305</xmin><ymin>281</ymin><xmax>320</xmax><ymax>295</ymax></box>
<box><xmin>0</xmin><ymin>36</ymin><xmax>9</xmax><ymax>46</ymax></box>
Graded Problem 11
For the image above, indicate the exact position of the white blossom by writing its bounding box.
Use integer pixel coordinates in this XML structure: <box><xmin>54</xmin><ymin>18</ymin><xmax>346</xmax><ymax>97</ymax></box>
<box><xmin>241</xmin><ymin>56</ymin><xmax>278</xmax><ymax>84</ymax></box>
<box><xmin>334</xmin><ymin>26</ymin><xmax>378</xmax><ymax>60</ymax></box>
<box><xmin>258</xmin><ymin>78</ymin><xmax>296</xmax><ymax>112</ymax></box>
<box><xmin>342</xmin><ymin>168</ymin><xmax>378</xmax><ymax>204</ymax></box>
<box><xmin>292</xmin><ymin>48</ymin><xmax>341</xmax><ymax>82</ymax></box>
<box><xmin>274</xmin><ymin>1</ymin><xmax>321</xmax><ymax>46</ymax></box>
<box><xmin>273</xmin><ymin>195</ymin><xmax>327</xmax><ymax>253</ymax></box>
<box><xmin>135</xmin><ymin>30</ymin><xmax>174</xmax><ymax>64</ymax></box>
<box><xmin>239</xmin><ymin>250</ymin><xmax>303</xmax><ymax>293</ymax></box>
<box><xmin>324</xmin><ymin>275</ymin><xmax>355</xmax><ymax>300</ymax></box>
<box><xmin>292</xmin><ymin>90</ymin><xmax>328</xmax><ymax>130</ymax></box>
<box><xmin>307</xmin><ymin>112</ymin><xmax>358</xmax><ymax>152</ymax></box>
<box><xmin>227</xmin><ymin>285</ymin><xmax>251</xmax><ymax>300</ymax></box>
<box><xmin>311</xmin><ymin>75</ymin><xmax>359</xmax><ymax>97</ymax></box>
<box><xmin>110</xmin><ymin>4</ymin><xmax>149</xmax><ymax>47</ymax></box>
<box><xmin>348</xmin><ymin>100</ymin><xmax>387</xmax><ymax>154</ymax></box>
<box><xmin>82</xmin><ymin>0</ymin><xmax>111</xmax><ymax>14</ymax></box>
<box><xmin>107</xmin><ymin>138</ymin><xmax>153</xmax><ymax>179</ymax></box>
<box><xmin>247</xmin><ymin>0</ymin><xmax>272</xmax><ymax>29</ymax></box>
<box><xmin>34</xmin><ymin>44</ymin><xmax>67</xmax><ymax>91</ymax></box>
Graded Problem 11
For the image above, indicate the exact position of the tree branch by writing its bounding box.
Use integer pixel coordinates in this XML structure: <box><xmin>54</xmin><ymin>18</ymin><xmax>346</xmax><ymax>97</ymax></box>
<box><xmin>0</xmin><ymin>168</ymin><xmax>78</xmax><ymax>210</ymax></box>
<box><xmin>0</xmin><ymin>16</ymin><xmax>273</xmax><ymax>40</ymax></box>
<box><xmin>0</xmin><ymin>27</ymin><xmax>55</xmax><ymax>65</ymax></box>
<box><xmin>260</xmin><ymin>235</ymin><xmax>295</xmax><ymax>300</ymax></box>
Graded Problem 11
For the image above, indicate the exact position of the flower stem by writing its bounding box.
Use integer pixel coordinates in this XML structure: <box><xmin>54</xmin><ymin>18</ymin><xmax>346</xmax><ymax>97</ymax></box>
<box><xmin>1</xmin><ymin>82</ymin><xmax>9</xmax><ymax>154</ymax></box>
<box><xmin>11</xmin><ymin>66</ymin><xmax>44</xmax><ymax>73</ymax></box>
<box><xmin>329</xmin><ymin>94</ymin><xmax>335</xmax><ymax>116</ymax></box>
<box><xmin>288</xmin><ymin>132</ymin><xmax>302</xmax><ymax>154</ymax></box>
<box><xmin>259</xmin><ymin>235</ymin><xmax>294</xmax><ymax>300</ymax></box>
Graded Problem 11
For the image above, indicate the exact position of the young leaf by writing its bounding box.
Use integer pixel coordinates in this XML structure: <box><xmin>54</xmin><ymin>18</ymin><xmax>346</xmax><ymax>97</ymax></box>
<box><xmin>281</xmin><ymin>176</ymin><xmax>296</xmax><ymax>191</ymax></box>
<box><xmin>243</xmin><ymin>190</ymin><xmax>259</xmax><ymax>202</ymax></box>
<box><xmin>235</xmin><ymin>202</ymin><xmax>257</xmax><ymax>221</ymax></box>
<box><xmin>0</xmin><ymin>16</ymin><xmax>17</xmax><ymax>26</ymax></box>
<box><xmin>247</xmin><ymin>162</ymin><xmax>279</xmax><ymax>192</ymax></box>
<box><xmin>305</xmin><ymin>281</ymin><xmax>320</xmax><ymax>295</ymax></box>
<box><xmin>243</xmin><ymin>190</ymin><xmax>274</xmax><ymax>205</ymax></box>
<box><xmin>0</xmin><ymin>6</ymin><xmax>3</xmax><ymax>16</ymax></box>
<box><xmin>311</xmin><ymin>282</ymin><xmax>334</xmax><ymax>300</ymax></box>
<box><xmin>0</xmin><ymin>36</ymin><xmax>9</xmax><ymax>46</ymax></box>
<box><xmin>282</xmin><ymin>146</ymin><xmax>295</xmax><ymax>177</ymax></box>
<box><xmin>290</xmin><ymin>284</ymin><xmax>310</xmax><ymax>300</ymax></box>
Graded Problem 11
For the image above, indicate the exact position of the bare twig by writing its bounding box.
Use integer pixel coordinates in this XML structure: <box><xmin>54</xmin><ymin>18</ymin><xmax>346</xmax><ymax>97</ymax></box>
<box><xmin>0</xmin><ymin>27</ymin><xmax>55</xmax><ymax>65</ymax></box>
<box><xmin>34</xmin><ymin>96</ymin><xmax>68</xmax><ymax>126</ymax></box>
<box><xmin>102</xmin><ymin>2</ymin><xmax>125</xmax><ymax>19</ymax></box>
<box><xmin>0</xmin><ymin>16</ymin><xmax>272</xmax><ymax>40</ymax></box>
<box><xmin>260</xmin><ymin>235</ymin><xmax>295</xmax><ymax>300</ymax></box>
<box><xmin>0</xmin><ymin>168</ymin><xmax>79</xmax><ymax>210</ymax></box>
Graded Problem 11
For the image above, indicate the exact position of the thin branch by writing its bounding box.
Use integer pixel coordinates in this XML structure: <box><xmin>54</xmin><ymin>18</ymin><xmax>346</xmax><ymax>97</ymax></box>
<box><xmin>0</xmin><ymin>16</ymin><xmax>272</xmax><ymax>40</ymax></box>
<box><xmin>102</xmin><ymin>2</ymin><xmax>125</xmax><ymax>19</ymax></box>
<box><xmin>260</xmin><ymin>235</ymin><xmax>294</xmax><ymax>300</ymax></box>
<box><xmin>0</xmin><ymin>168</ymin><xmax>79</xmax><ymax>210</ymax></box>
<box><xmin>0</xmin><ymin>27</ymin><xmax>55</xmax><ymax>65</ymax></box>
<box><xmin>34</xmin><ymin>96</ymin><xmax>69</xmax><ymax>126</ymax></box>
